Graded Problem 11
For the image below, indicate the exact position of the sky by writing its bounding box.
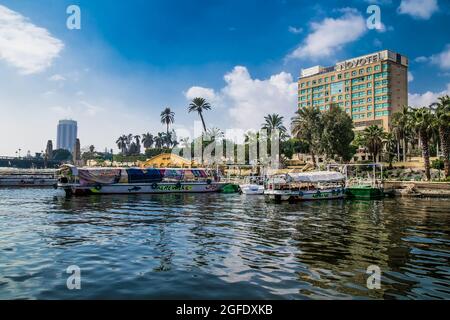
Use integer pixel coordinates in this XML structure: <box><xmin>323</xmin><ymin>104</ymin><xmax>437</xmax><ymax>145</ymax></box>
<box><xmin>0</xmin><ymin>0</ymin><xmax>449</xmax><ymax>156</ymax></box>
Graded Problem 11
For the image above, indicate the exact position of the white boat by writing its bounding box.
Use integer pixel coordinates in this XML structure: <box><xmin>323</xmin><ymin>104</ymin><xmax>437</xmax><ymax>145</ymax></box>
<box><xmin>239</xmin><ymin>176</ymin><xmax>265</xmax><ymax>195</ymax></box>
<box><xmin>265</xmin><ymin>171</ymin><xmax>346</xmax><ymax>202</ymax></box>
<box><xmin>57</xmin><ymin>165</ymin><xmax>232</xmax><ymax>196</ymax></box>
<box><xmin>0</xmin><ymin>169</ymin><xmax>56</xmax><ymax>187</ymax></box>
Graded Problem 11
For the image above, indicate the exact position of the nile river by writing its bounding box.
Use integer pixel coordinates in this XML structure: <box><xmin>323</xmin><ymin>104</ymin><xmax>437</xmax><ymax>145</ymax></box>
<box><xmin>0</xmin><ymin>188</ymin><xmax>449</xmax><ymax>299</ymax></box>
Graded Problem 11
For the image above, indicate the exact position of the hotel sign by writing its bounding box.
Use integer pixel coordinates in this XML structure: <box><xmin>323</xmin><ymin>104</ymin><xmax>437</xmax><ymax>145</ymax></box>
<box><xmin>335</xmin><ymin>53</ymin><xmax>381</xmax><ymax>71</ymax></box>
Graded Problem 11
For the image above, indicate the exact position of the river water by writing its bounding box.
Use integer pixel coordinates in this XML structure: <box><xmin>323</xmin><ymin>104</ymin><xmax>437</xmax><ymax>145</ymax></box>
<box><xmin>0</xmin><ymin>188</ymin><xmax>449</xmax><ymax>300</ymax></box>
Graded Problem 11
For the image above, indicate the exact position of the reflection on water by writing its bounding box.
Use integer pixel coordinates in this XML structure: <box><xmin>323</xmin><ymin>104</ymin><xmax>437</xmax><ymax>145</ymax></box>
<box><xmin>0</xmin><ymin>188</ymin><xmax>449</xmax><ymax>299</ymax></box>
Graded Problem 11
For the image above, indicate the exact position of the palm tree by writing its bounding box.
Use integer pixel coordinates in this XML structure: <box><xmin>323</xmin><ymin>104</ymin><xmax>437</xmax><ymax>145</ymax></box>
<box><xmin>134</xmin><ymin>135</ymin><xmax>141</xmax><ymax>154</ymax></box>
<box><xmin>391</xmin><ymin>106</ymin><xmax>410</xmax><ymax>162</ymax></box>
<box><xmin>188</xmin><ymin>97</ymin><xmax>211</xmax><ymax>132</ymax></box>
<box><xmin>116</xmin><ymin>135</ymin><xmax>128</xmax><ymax>155</ymax></box>
<box><xmin>261</xmin><ymin>113</ymin><xmax>287</xmax><ymax>136</ymax></box>
<box><xmin>291</xmin><ymin>107</ymin><xmax>323</xmax><ymax>167</ymax></box>
<box><xmin>430</xmin><ymin>95</ymin><xmax>450</xmax><ymax>177</ymax></box>
<box><xmin>409</xmin><ymin>107</ymin><xmax>434</xmax><ymax>180</ymax></box>
<box><xmin>360</xmin><ymin>125</ymin><xmax>387</xmax><ymax>163</ymax></box>
<box><xmin>142</xmin><ymin>133</ymin><xmax>154</xmax><ymax>149</ymax></box>
<box><xmin>155</xmin><ymin>132</ymin><xmax>164</xmax><ymax>149</ymax></box>
<box><xmin>160</xmin><ymin>107</ymin><xmax>175</xmax><ymax>135</ymax></box>
<box><xmin>206</xmin><ymin>127</ymin><xmax>224</xmax><ymax>141</ymax></box>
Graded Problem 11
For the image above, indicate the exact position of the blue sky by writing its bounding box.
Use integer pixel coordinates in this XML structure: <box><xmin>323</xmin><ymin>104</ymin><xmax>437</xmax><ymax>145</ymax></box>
<box><xmin>0</xmin><ymin>0</ymin><xmax>449</xmax><ymax>155</ymax></box>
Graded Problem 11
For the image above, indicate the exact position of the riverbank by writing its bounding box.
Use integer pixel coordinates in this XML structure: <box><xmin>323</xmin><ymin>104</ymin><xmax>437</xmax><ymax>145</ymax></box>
<box><xmin>385</xmin><ymin>181</ymin><xmax>450</xmax><ymax>198</ymax></box>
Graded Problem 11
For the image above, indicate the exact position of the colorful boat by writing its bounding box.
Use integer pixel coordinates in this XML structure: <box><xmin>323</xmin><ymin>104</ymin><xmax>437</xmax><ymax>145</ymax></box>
<box><xmin>345</xmin><ymin>185</ymin><xmax>384</xmax><ymax>199</ymax></box>
<box><xmin>265</xmin><ymin>171</ymin><xmax>346</xmax><ymax>202</ymax></box>
<box><xmin>57</xmin><ymin>165</ymin><xmax>233</xmax><ymax>196</ymax></box>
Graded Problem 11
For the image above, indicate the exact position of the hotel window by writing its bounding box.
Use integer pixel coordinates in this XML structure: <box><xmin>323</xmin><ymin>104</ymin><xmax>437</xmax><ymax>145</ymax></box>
<box><xmin>367</xmin><ymin>105</ymin><xmax>373</xmax><ymax>111</ymax></box>
<box><xmin>359</xmin><ymin>69</ymin><xmax>364</xmax><ymax>74</ymax></box>
<box><xmin>312</xmin><ymin>80</ymin><xmax>317</xmax><ymax>85</ymax></box>
<box><xmin>345</xmin><ymin>101</ymin><xmax>349</xmax><ymax>106</ymax></box>
<box><xmin>366</xmin><ymin>75</ymin><xmax>372</xmax><ymax>80</ymax></box>
<box><xmin>345</xmin><ymin>94</ymin><xmax>350</xmax><ymax>99</ymax></box>
<box><xmin>325</xmin><ymin>77</ymin><xmax>328</xmax><ymax>83</ymax></box>
<box><xmin>345</xmin><ymin>73</ymin><xmax>349</xmax><ymax>78</ymax></box>
<box><xmin>382</xmin><ymin>64</ymin><xmax>389</xmax><ymax>71</ymax></box>
<box><xmin>338</xmin><ymin>95</ymin><xmax>343</xmax><ymax>100</ymax></box>
<box><xmin>367</xmin><ymin>112</ymin><xmax>372</xmax><ymax>117</ymax></box>
<box><xmin>367</xmin><ymin>90</ymin><xmax>372</xmax><ymax>95</ymax></box>
<box><xmin>307</xmin><ymin>81</ymin><xmax>310</xmax><ymax>86</ymax></box>
<box><xmin>351</xmin><ymin>71</ymin><xmax>357</xmax><ymax>76</ymax></box>
<box><xmin>374</xmin><ymin>65</ymin><xmax>381</xmax><ymax>71</ymax></box>
<box><xmin>345</xmin><ymin>108</ymin><xmax>350</xmax><ymax>113</ymax></box>
<box><xmin>338</xmin><ymin>74</ymin><xmax>342</xmax><ymax>79</ymax></box>
<box><xmin>318</xmin><ymin>78</ymin><xmax>322</xmax><ymax>84</ymax></box>
<box><xmin>367</xmin><ymin>98</ymin><xmax>372</xmax><ymax>102</ymax></box>
<box><xmin>367</xmin><ymin>67</ymin><xmax>372</xmax><ymax>73</ymax></box>
<box><xmin>300</xmin><ymin>83</ymin><xmax>305</xmax><ymax>88</ymax></box>
<box><xmin>331</xmin><ymin>76</ymin><xmax>335</xmax><ymax>81</ymax></box>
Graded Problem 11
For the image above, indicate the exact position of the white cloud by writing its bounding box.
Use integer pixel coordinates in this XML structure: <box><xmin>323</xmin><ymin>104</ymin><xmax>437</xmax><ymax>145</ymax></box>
<box><xmin>409</xmin><ymin>83</ymin><xmax>450</xmax><ymax>107</ymax></box>
<box><xmin>415</xmin><ymin>56</ymin><xmax>429</xmax><ymax>63</ymax></box>
<box><xmin>287</xmin><ymin>9</ymin><xmax>366</xmax><ymax>60</ymax></box>
<box><xmin>50</xmin><ymin>101</ymin><xmax>104</xmax><ymax>117</ymax></box>
<box><xmin>431</xmin><ymin>44</ymin><xmax>450</xmax><ymax>70</ymax></box>
<box><xmin>185</xmin><ymin>86</ymin><xmax>218</xmax><ymax>103</ymax></box>
<box><xmin>398</xmin><ymin>0</ymin><xmax>438</xmax><ymax>20</ymax></box>
<box><xmin>48</xmin><ymin>74</ymin><xmax>66</xmax><ymax>81</ymax></box>
<box><xmin>185</xmin><ymin>66</ymin><xmax>297</xmax><ymax>131</ymax></box>
<box><xmin>288</xmin><ymin>26</ymin><xmax>303</xmax><ymax>34</ymax></box>
<box><xmin>408</xmin><ymin>71</ymin><xmax>414</xmax><ymax>82</ymax></box>
<box><xmin>0</xmin><ymin>5</ymin><xmax>63</xmax><ymax>74</ymax></box>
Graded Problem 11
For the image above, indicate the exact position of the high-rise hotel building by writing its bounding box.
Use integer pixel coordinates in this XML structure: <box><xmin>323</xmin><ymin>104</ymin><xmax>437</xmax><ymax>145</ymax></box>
<box><xmin>57</xmin><ymin>120</ymin><xmax>78</xmax><ymax>152</ymax></box>
<box><xmin>298</xmin><ymin>50</ymin><xmax>408</xmax><ymax>132</ymax></box>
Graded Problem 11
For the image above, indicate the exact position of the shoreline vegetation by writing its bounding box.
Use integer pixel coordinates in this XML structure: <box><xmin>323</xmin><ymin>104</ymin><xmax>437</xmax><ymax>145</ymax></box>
<box><xmin>7</xmin><ymin>95</ymin><xmax>450</xmax><ymax>184</ymax></box>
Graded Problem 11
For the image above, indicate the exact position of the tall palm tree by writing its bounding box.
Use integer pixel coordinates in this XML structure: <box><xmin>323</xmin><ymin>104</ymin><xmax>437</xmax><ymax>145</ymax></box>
<box><xmin>391</xmin><ymin>106</ymin><xmax>410</xmax><ymax>162</ymax></box>
<box><xmin>116</xmin><ymin>135</ymin><xmax>128</xmax><ymax>155</ymax></box>
<box><xmin>409</xmin><ymin>107</ymin><xmax>434</xmax><ymax>181</ymax></box>
<box><xmin>261</xmin><ymin>113</ymin><xmax>287</xmax><ymax>136</ymax></box>
<box><xmin>188</xmin><ymin>97</ymin><xmax>211</xmax><ymax>132</ymax></box>
<box><xmin>430</xmin><ymin>95</ymin><xmax>450</xmax><ymax>177</ymax></box>
<box><xmin>142</xmin><ymin>133</ymin><xmax>154</xmax><ymax>149</ymax></box>
<box><xmin>360</xmin><ymin>125</ymin><xmax>387</xmax><ymax>163</ymax></box>
<box><xmin>155</xmin><ymin>132</ymin><xmax>164</xmax><ymax>149</ymax></box>
<box><xmin>134</xmin><ymin>135</ymin><xmax>141</xmax><ymax>154</ymax></box>
<box><xmin>291</xmin><ymin>107</ymin><xmax>322</xmax><ymax>168</ymax></box>
<box><xmin>160</xmin><ymin>107</ymin><xmax>175</xmax><ymax>135</ymax></box>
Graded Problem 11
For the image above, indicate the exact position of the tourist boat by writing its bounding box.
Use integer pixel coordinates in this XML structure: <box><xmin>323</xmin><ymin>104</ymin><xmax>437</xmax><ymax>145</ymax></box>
<box><xmin>239</xmin><ymin>176</ymin><xmax>265</xmax><ymax>195</ymax></box>
<box><xmin>0</xmin><ymin>169</ymin><xmax>56</xmax><ymax>187</ymax></box>
<box><xmin>56</xmin><ymin>165</ymin><xmax>233</xmax><ymax>196</ymax></box>
<box><xmin>328</xmin><ymin>163</ymin><xmax>385</xmax><ymax>200</ymax></box>
<box><xmin>265</xmin><ymin>171</ymin><xmax>346</xmax><ymax>202</ymax></box>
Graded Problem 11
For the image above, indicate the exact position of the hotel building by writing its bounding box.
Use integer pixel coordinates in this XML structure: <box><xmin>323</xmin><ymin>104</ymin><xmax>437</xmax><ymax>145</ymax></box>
<box><xmin>298</xmin><ymin>50</ymin><xmax>408</xmax><ymax>132</ymax></box>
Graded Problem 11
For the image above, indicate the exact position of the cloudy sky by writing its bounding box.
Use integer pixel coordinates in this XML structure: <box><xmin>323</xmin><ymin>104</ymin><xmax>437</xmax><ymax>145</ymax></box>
<box><xmin>0</xmin><ymin>0</ymin><xmax>449</xmax><ymax>155</ymax></box>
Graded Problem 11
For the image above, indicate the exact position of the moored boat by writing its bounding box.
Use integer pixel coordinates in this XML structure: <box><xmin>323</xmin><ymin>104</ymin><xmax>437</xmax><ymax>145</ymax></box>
<box><xmin>239</xmin><ymin>176</ymin><xmax>265</xmax><ymax>195</ymax></box>
<box><xmin>265</xmin><ymin>171</ymin><xmax>346</xmax><ymax>202</ymax></box>
<box><xmin>57</xmin><ymin>165</ymin><xmax>232</xmax><ymax>196</ymax></box>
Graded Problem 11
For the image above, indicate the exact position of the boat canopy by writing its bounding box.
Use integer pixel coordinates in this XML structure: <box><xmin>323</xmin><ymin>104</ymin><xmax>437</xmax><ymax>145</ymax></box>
<box><xmin>286</xmin><ymin>171</ymin><xmax>345</xmax><ymax>183</ymax></box>
<box><xmin>58</xmin><ymin>165</ymin><xmax>211</xmax><ymax>185</ymax></box>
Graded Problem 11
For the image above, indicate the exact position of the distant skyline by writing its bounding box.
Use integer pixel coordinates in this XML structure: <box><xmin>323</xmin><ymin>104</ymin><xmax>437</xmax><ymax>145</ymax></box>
<box><xmin>0</xmin><ymin>0</ymin><xmax>449</xmax><ymax>156</ymax></box>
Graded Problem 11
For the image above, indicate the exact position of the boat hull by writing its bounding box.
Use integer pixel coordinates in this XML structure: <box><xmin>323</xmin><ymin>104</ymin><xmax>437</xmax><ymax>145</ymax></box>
<box><xmin>265</xmin><ymin>187</ymin><xmax>345</xmax><ymax>202</ymax></box>
<box><xmin>345</xmin><ymin>186</ymin><xmax>384</xmax><ymax>199</ymax></box>
<box><xmin>240</xmin><ymin>184</ymin><xmax>264</xmax><ymax>195</ymax></box>
<box><xmin>58</xmin><ymin>181</ymin><xmax>229</xmax><ymax>195</ymax></box>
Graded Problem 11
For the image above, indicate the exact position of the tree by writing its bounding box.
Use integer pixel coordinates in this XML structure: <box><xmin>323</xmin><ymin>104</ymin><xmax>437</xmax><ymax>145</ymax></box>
<box><xmin>154</xmin><ymin>132</ymin><xmax>164</xmax><ymax>148</ymax></box>
<box><xmin>142</xmin><ymin>133</ymin><xmax>154</xmax><ymax>149</ymax></box>
<box><xmin>391</xmin><ymin>106</ymin><xmax>411</xmax><ymax>162</ymax></box>
<box><xmin>116</xmin><ymin>135</ymin><xmax>128</xmax><ymax>155</ymax></box>
<box><xmin>384</xmin><ymin>132</ymin><xmax>397</xmax><ymax>169</ymax></box>
<box><xmin>261</xmin><ymin>114</ymin><xmax>287</xmax><ymax>136</ymax></box>
<box><xmin>188</xmin><ymin>97</ymin><xmax>211</xmax><ymax>132</ymax></box>
<box><xmin>359</xmin><ymin>125</ymin><xmax>387</xmax><ymax>163</ymax></box>
<box><xmin>89</xmin><ymin>145</ymin><xmax>95</xmax><ymax>153</ymax></box>
<box><xmin>321</xmin><ymin>107</ymin><xmax>355</xmax><ymax>162</ymax></box>
<box><xmin>291</xmin><ymin>107</ymin><xmax>323</xmax><ymax>167</ymax></box>
<box><xmin>160</xmin><ymin>107</ymin><xmax>175</xmax><ymax>135</ymax></box>
<box><xmin>134</xmin><ymin>135</ymin><xmax>141</xmax><ymax>154</ymax></box>
<box><xmin>52</xmin><ymin>149</ymin><xmax>72</xmax><ymax>161</ymax></box>
<box><xmin>409</xmin><ymin>107</ymin><xmax>434</xmax><ymax>181</ymax></box>
<box><xmin>430</xmin><ymin>95</ymin><xmax>450</xmax><ymax>177</ymax></box>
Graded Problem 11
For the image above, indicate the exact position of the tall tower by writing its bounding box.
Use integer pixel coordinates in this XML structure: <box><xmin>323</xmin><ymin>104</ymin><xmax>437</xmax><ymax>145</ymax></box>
<box><xmin>56</xmin><ymin>120</ymin><xmax>78</xmax><ymax>152</ymax></box>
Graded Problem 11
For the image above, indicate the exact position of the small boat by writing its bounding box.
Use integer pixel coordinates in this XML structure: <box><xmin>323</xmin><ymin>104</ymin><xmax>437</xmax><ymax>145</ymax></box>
<box><xmin>265</xmin><ymin>171</ymin><xmax>346</xmax><ymax>202</ymax></box>
<box><xmin>57</xmin><ymin>165</ymin><xmax>233</xmax><ymax>196</ymax></box>
<box><xmin>240</xmin><ymin>176</ymin><xmax>265</xmax><ymax>195</ymax></box>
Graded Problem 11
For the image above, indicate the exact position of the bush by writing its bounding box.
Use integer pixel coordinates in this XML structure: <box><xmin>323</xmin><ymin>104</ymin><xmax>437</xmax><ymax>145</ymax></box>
<box><xmin>432</xmin><ymin>159</ymin><xmax>444</xmax><ymax>170</ymax></box>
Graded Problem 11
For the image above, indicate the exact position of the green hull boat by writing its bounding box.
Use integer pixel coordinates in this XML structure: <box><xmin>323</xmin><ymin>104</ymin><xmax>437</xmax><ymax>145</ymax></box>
<box><xmin>345</xmin><ymin>185</ymin><xmax>384</xmax><ymax>199</ymax></box>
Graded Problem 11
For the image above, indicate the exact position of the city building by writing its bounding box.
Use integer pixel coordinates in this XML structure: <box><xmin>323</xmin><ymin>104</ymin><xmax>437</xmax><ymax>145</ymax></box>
<box><xmin>298</xmin><ymin>50</ymin><xmax>408</xmax><ymax>132</ymax></box>
<box><xmin>56</xmin><ymin>120</ymin><xmax>78</xmax><ymax>152</ymax></box>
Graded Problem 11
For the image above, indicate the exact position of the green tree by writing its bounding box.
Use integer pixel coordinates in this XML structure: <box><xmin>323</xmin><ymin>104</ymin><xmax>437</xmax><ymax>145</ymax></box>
<box><xmin>261</xmin><ymin>113</ymin><xmax>287</xmax><ymax>136</ymax></box>
<box><xmin>116</xmin><ymin>135</ymin><xmax>128</xmax><ymax>155</ymax></box>
<box><xmin>291</xmin><ymin>107</ymin><xmax>323</xmax><ymax>167</ymax></box>
<box><xmin>52</xmin><ymin>149</ymin><xmax>72</xmax><ymax>161</ymax></box>
<box><xmin>188</xmin><ymin>97</ymin><xmax>211</xmax><ymax>132</ymax></box>
<box><xmin>359</xmin><ymin>125</ymin><xmax>387</xmax><ymax>163</ymax></box>
<box><xmin>160</xmin><ymin>107</ymin><xmax>175</xmax><ymax>135</ymax></box>
<box><xmin>409</xmin><ymin>107</ymin><xmax>434</xmax><ymax>180</ymax></box>
<box><xmin>430</xmin><ymin>95</ymin><xmax>450</xmax><ymax>177</ymax></box>
<box><xmin>142</xmin><ymin>133</ymin><xmax>154</xmax><ymax>149</ymax></box>
<box><xmin>391</xmin><ymin>106</ymin><xmax>411</xmax><ymax>162</ymax></box>
<box><xmin>321</xmin><ymin>107</ymin><xmax>355</xmax><ymax>162</ymax></box>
